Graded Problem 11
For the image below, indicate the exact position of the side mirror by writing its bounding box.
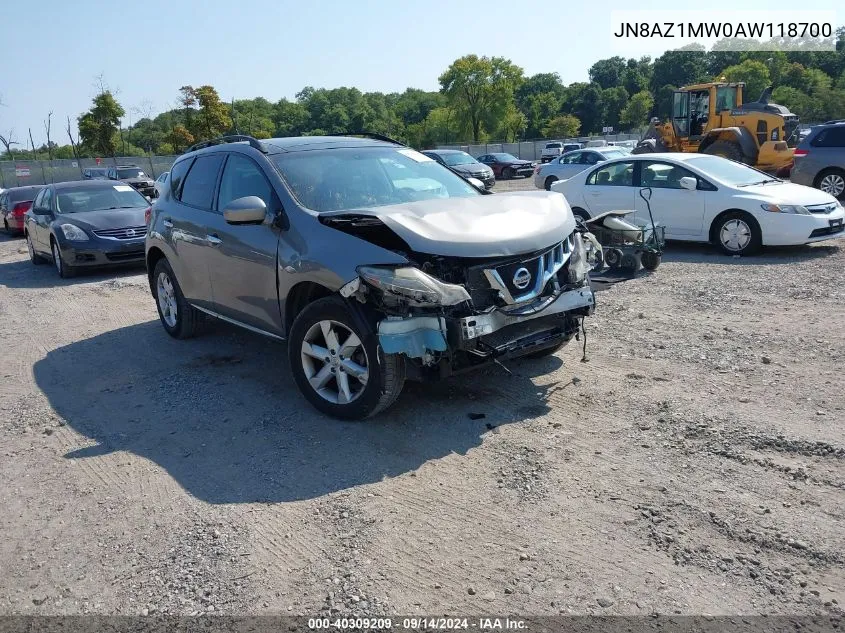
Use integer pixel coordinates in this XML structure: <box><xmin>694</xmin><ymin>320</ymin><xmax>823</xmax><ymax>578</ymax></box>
<box><xmin>679</xmin><ymin>176</ymin><xmax>697</xmax><ymax>190</ymax></box>
<box><xmin>467</xmin><ymin>177</ymin><xmax>485</xmax><ymax>189</ymax></box>
<box><xmin>223</xmin><ymin>196</ymin><xmax>268</xmax><ymax>224</ymax></box>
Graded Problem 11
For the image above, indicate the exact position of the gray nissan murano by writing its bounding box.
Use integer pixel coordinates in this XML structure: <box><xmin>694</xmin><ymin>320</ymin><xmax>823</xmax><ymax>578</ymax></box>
<box><xmin>145</xmin><ymin>134</ymin><xmax>597</xmax><ymax>419</ymax></box>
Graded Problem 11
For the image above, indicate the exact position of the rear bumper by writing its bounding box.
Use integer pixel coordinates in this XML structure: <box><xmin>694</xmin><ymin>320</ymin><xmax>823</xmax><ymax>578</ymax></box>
<box><xmin>5</xmin><ymin>215</ymin><xmax>25</xmax><ymax>232</ymax></box>
<box><xmin>56</xmin><ymin>235</ymin><xmax>146</xmax><ymax>267</ymax></box>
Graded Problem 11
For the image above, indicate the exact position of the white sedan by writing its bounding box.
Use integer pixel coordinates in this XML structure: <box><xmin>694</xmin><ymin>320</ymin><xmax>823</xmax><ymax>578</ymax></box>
<box><xmin>533</xmin><ymin>147</ymin><xmax>629</xmax><ymax>191</ymax></box>
<box><xmin>550</xmin><ymin>153</ymin><xmax>845</xmax><ymax>255</ymax></box>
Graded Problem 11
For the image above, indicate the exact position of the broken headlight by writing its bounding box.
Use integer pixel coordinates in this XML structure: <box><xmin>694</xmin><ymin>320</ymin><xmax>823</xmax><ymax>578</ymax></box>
<box><xmin>357</xmin><ymin>266</ymin><xmax>471</xmax><ymax>307</ymax></box>
<box><xmin>568</xmin><ymin>233</ymin><xmax>598</xmax><ymax>283</ymax></box>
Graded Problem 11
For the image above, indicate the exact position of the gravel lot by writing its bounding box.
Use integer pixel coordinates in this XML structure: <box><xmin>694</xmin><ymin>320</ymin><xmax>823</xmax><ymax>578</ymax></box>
<box><xmin>1</xmin><ymin>177</ymin><xmax>843</xmax><ymax>617</ymax></box>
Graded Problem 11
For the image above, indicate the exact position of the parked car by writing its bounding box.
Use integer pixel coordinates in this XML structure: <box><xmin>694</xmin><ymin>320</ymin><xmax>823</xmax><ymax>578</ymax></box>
<box><xmin>551</xmin><ymin>153</ymin><xmax>844</xmax><ymax>255</ymax></box>
<box><xmin>475</xmin><ymin>153</ymin><xmax>536</xmax><ymax>179</ymax></box>
<box><xmin>421</xmin><ymin>150</ymin><xmax>495</xmax><ymax>189</ymax></box>
<box><xmin>540</xmin><ymin>142</ymin><xmax>582</xmax><ymax>163</ymax></box>
<box><xmin>82</xmin><ymin>167</ymin><xmax>110</xmax><ymax>180</ymax></box>
<box><xmin>1</xmin><ymin>185</ymin><xmax>44</xmax><ymax>235</ymax></box>
<box><xmin>790</xmin><ymin>122</ymin><xmax>845</xmax><ymax>199</ymax></box>
<box><xmin>154</xmin><ymin>171</ymin><xmax>170</xmax><ymax>198</ymax></box>
<box><xmin>534</xmin><ymin>147</ymin><xmax>629</xmax><ymax>190</ymax></box>
<box><xmin>24</xmin><ymin>180</ymin><xmax>150</xmax><ymax>277</ymax></box>
<box><xmin>107</xmin><ymin>165</ymin><xmax>157</xmax><ymax>198</ymax></box>
<box><xmin>146</xmin><ymin>134</ymin><xmax>597</xmax><ymax>419</ymax></box>
<box><xmin>584</xmin><ymin>139</ymin><xmax>608</xmax><ymax>148</ymax></box>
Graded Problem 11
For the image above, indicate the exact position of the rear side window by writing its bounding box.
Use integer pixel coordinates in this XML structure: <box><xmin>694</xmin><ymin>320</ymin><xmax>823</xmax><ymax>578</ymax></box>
<box><xmin>811</xmin><ymin>126</ymin><xmax>845</xmax><ymax>148</ymax></box>
<box><xmin>169</xmin><ymin>158</ymin><xmax>193</xmax><ymax>199</ymax></box>
<box><xmin>180</xmin><ymin>155</ymin><xmax>224</xmax><ymax>209</ymax></box>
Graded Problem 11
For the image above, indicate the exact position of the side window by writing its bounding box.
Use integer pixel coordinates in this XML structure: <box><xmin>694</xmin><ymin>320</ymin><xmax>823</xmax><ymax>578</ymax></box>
<box><xmin>586</xmin><ymin>161</ymin><xmax>635</xmax><ymax>187</ymax></box>
<box><xmin>179</xmin><ymin>155</ymin><xmax>225</xmax><ymax>209</ymax></box>
<box><xmin>561</xmin><ymin>152</ymin><xmax>581</xmax><ymax>165</ymax></box>
<box><xmin>218</xmin><ymin>154</ymin><xmax>274</xmax><ymax>210</ymax></box>
<box><xmin>31</xmin><ymin>190</ymin><xmax>45</xmax><ymax>211</ymax></box>
<box><xmin>579</xmin><ymin>152</ymin><xmax>600</xmax><ymax>165</ymax></box>
<box><xmin>812</xmin><ymin>127</ymin><xmax>845</xmax><ymax>148</ymax></box>
<box><xmin>641</xmin><ymin>161</ymin><xmax>697</xmax><ymax>189</ymax></box>
<box><xmin>169</xmin><ymin>158</ymin><xmax>194</xmax><ymax>199</ymax></box>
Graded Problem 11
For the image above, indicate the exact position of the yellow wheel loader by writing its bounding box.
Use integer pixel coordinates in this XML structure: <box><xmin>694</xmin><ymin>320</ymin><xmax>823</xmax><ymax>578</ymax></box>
<box><xmin>632</xmin><ymin>82</ymin><xmax>800</xmax><ymax>173</ymax></box>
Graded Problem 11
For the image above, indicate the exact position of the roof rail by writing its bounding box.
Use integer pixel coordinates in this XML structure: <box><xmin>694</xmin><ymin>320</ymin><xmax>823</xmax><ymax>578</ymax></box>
<box><xmin>326</xmin><ymin>132</ymin><xmax>406</xmax><ymax>146</ymax></box>
<box><xmin>185</xmin><ymin>134</ymin><xmax>267</xmax><ymax>154</ymax></box>
<box><xmin>823</xmin><ymin>119</ymin><xmax>845</xmax><ymax>125</ymax></box>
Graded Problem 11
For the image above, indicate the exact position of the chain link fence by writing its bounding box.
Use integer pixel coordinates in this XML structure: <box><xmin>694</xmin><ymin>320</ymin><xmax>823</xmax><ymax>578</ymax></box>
<box><xmin>436</xmin><ymin>133</ymin><xmax>643</xmax><ymax>161</ymax></box>
<box><xmin>0</xmin><ymin>155</ymin><xmax>178</xmax><ymax>188</ymax></box>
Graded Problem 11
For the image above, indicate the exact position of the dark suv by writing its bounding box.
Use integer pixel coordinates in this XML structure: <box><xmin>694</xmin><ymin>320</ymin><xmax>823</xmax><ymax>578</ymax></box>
<box><xmin>108</xmin><ymin>165</ymin><xmax>157</xmax><ymax>198</ymax></box>
<box><xmin>791</xmin><ymin>122</ymin><xmax>845</xmax><ymax>199</ymax></box>
<box><xmin>146</xmin><ymin>135</ymin><xmax>597</xmax><ymax>419</ymax></box>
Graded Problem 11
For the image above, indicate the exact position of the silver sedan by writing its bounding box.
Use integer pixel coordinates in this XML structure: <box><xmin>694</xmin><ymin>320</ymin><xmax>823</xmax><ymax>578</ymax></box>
<box><xmin>533</xmin><ymin>147</ymin><xmax>629</xmax><ymax>190</ymax></box>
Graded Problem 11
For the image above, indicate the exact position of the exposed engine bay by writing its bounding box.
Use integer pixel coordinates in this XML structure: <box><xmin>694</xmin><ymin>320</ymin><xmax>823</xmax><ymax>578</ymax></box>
<box><xmin>326</xmin><ymin>212</ymin><xmax>600</xmax><ymax>381</ymax></box>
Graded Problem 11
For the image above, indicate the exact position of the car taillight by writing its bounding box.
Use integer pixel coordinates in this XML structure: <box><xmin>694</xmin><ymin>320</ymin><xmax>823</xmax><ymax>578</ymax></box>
<box><xmin>12</xmin><ymin>201</ymin><xmax>32</xmax><ymax>217</ymax></box>
<box><xmin>793</xmin><ymin>148</ymin><xmax>809</xmax><ymax>157</ymax></box>
<box><xmin>144</xmin><ymin>206</ymin><xmax>152</xmax><ymax>225</ymax></box>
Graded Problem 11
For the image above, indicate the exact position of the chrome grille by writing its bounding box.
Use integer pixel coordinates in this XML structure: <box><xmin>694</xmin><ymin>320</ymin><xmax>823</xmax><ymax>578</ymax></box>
<box><xmin>483</xmin><ymin>236</ymin><xmax>573</xmax><ymax>305</ymax></box>
<box><xmin>93</xmin><ymin>225</ymin><xmax>147</xmax><ymax>240</ymax></box>
<box><xmin>806</xmin><ymin>203</ymin><xmax>840</xmax><ymax>214</ymax></box>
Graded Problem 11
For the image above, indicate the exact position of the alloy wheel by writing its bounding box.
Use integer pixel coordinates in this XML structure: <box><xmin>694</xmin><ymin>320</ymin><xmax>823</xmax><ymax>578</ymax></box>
<box><xmin>300</xmin><ymin>319</ymin><xmax>369</xmax><ymax>405</ymax></box>
<box><xmin>720</xmin><ymin>219</ymin><xmax>752</xmax><ymax>252</ymax></box>
<box><xmin>819</xmin><ymin>173</ymin><xmax>845</xmax><ymax>198</ymax></box>
<box><xmin>156</xmin><ymin>271</ymin><xmax>178</xmax><ymax>328</ymax></box>
<box><xmin>52</xmin><ymin>242</ymin><xmax>62</xmax><ymax>274</ymax></box>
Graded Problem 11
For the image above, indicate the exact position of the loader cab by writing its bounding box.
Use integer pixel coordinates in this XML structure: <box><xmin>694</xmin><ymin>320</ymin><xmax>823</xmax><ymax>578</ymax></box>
<box><xmin>672</xmin><ymin>83</ymin><xmax>744</xmax><ymax>141</ymax></box>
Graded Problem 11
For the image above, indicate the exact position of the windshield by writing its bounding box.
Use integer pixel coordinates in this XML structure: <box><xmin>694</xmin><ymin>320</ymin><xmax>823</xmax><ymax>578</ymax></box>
<box><xmin>117</xmin><ymin>168</ymin><xmax>147</xmax><ymax>179</ymax></box>
<box><xmin>441</xmin><ymin>151</ymin><xmax>477</xmax><ymax>166</ymax></box>
<box><xmin>56</xmin><ymin>185</ymin><xmax>150</xmax><ymax>213</ymax></box>
<box><xmin>490</xmin><ymin>153</ymin><xmax>518</xmax><ymax>161</ymax></box>
<box><xmin>272</xmin><ymin>147</ymin><xmax>480</xmax><ymax>213</ymax></box>
<box><xmin>685</xmin><ymin>155</ymin><xmax>779</xmax><ymax>186</ymax></box>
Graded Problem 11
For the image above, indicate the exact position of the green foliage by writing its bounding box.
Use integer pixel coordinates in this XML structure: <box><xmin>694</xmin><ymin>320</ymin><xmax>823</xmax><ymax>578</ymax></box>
<box><xmin>439</xmin><ymin>54</ymin><xmax>524</xmax><ymax>142</ymax></box>
<box><xmin>719</xmin><ymin>60</ymin><xmax>771</xmax><ymax>103</ymax></box>
<box><xmin>620</xmin><ymin>91</ymin><xmax>655</xmax><ymax>130</ymax></box>
<box><xmin>543</xmin><ymin>114</ymin><xmax>580</xmax><ymax>139</ymax></box>
<box><xmin>78</xmin><ymin>91</ymin><xmax>125</xmax><ymax>156</ymax></box>
<box><xmin>589</xmin><ymin>57</ymin><xmax>627</xmax><ymax>90</ymax></box>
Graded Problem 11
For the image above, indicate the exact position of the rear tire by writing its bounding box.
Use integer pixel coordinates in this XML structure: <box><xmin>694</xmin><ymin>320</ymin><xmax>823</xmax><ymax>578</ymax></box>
<box><xmin>544</xmin><ymin>176</ymin><xmax>558</xmax><ymax>191</ymax></box>
<box><xmin>26</xmin><ymin>232</ymin><xmax>46</xmax><ymax>265</ymax></box>
<box><xmin>288</xmin><ymin>296</ymin><xmax>405</xmax><ymax>420</ymax></box>
<box><xmin>712</xmin><ymin>211</ymin><xmax>762</xmax><ymax>256</ymax></box>
<box><xmin>703</xmin><ymin>140</ymin><xmax>747</xmax><ymax>164</ymax></box>
<box><xmin>51</xmin><ymin>240</ymin><xmax>76</xmax><ymax>278</ymax></box>
<box><xmin>814</xmin><ymin>168</ymin><xmax>845</xmax><ymax>198</ymax></box>
<box><xmin>152</xmin><ymin>258</ymin><xmax>200</xmax><ymax>339</ymax></box>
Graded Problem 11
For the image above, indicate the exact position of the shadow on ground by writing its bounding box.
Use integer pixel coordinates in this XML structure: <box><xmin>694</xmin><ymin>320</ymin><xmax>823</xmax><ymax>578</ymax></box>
<box><xmin>0</xmin><ymin>254</ymin><xmax>146</xmax><ymax>289</ymax></box>
<box><xmin>33</xmin><ymin>319</ymin><xmax>565</xmax><ymax>504</ymax></box>
<box><xmin>661</xmin><ymin>240</ymin><xmax>841</xmax><ymax>266</ymax></box>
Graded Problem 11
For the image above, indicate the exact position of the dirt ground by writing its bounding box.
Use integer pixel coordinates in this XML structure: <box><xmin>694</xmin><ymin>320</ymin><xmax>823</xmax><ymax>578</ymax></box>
<box><xmin>0</xmin><ymin>178</ymin><xmax>843</xmax><ymax>617</ymax></box>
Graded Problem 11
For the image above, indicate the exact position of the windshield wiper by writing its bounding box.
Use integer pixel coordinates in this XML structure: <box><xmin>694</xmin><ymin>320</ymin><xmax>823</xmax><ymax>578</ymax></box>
<box><xmin>97</xmin><ymin>205</ymin><xmax>141</xmax><ymax>210</ymax></box>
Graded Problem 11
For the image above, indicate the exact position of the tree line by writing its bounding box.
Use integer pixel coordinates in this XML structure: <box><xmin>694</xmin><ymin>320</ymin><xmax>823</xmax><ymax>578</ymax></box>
<box><xmin>2</xmin><ymin>31</ymin><xmax>844</xmax><ymax>161</ymax></box>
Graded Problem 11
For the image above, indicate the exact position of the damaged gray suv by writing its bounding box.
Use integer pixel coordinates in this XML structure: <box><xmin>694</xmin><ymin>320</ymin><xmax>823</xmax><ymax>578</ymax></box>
<box><xmin>146</xmin><ymin>134</ymin><xmax>596</xmax><ymax>419</ymax></box>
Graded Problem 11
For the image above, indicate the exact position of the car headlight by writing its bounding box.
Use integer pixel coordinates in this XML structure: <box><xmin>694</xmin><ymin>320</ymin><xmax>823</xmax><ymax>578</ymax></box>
<box><xmin>60</xmin><ymin>224</ymin><xmax>89</xmax><ymax>241</ymax></box>
<box><xmin>761</xmin><ymin>203</ymin><xmax>809</xmax><ymax>215</ymax></box>
<box><xmin>568</xmin><ymin>233</ymin><xmax>592</xmax><ymax>283</ymax></box>
<box><xmin>357</xmin><ymin>266</ymin><xmax>471</xmax><ymax>306</ymax></box>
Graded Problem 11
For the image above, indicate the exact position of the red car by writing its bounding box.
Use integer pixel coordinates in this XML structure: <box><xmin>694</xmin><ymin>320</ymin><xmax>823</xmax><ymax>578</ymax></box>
<box><xmin>475</xmin><ymin>152</ymin><xmax>536</xmax><ymax>180</ymax></box>
<box><xmin>1</xmin><ymin>185</ymin><xmax>44</xmax><ymax>235</ymax></box>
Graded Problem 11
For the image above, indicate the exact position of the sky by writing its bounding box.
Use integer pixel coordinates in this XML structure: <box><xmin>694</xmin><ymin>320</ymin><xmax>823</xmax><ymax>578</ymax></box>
<box><xmin>0</xmin><ymin>0</ymin><xmax>838</xmax><ymax>147</ymax></box>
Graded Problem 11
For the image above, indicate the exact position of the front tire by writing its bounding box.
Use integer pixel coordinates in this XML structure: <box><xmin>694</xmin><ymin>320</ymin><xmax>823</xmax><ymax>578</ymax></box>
<box><xmin>152</xmin><ymin>258</ymin><xmax>199</xmax><ymax>339</ymax></box>
<box><xmin>544</xmin><ymin>176</ymin><xmax>558</xmax><ymax>190</ymax></box>
<box><xmin>815</xmin><ymin>168</ymin><xmax>845</xmax><ymax>198</ymax></box>
<box><xmin>502</xmin><ymin>167</ymin><xmax>513</xmax><ymax>180</ymax></box>
<box><xmin>51</xmin><ymin>240</ymin><xmax>76</xmax><ymax>278</ymax></box>
<box><xmin>288</xmin><ymin>297</ymin><xmax>405</xmax><ymax>420</ymax></box>
<box><xmin>713</xmin><ymin>211</ymin><xmax>762</xmax><ymax>256</ymax></box>
<box><xmin>571</xmin><ymin>207</ymin><xmax>590</xmax><ymax>222</ymax></box>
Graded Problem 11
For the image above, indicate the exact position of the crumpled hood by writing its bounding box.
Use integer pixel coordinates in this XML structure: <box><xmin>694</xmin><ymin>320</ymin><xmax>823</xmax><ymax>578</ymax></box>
<box><xmin>323</xmin><ymin>191</ymin><xmax>576</xmax><ymax>257</ymax></box>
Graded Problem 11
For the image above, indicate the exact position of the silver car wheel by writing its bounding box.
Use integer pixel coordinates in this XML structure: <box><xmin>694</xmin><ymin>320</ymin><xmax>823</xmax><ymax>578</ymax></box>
<box><xmin>720</xmin><ymin>219</ymin><xmax>752</xmax><ymax>252</ymax></box>
<box><xmin>301</xmin><ymin>319</ymin><xmax>369</xmax><ymax>405</ymax></box>
<box><xmin>156</xmin><ymin>271</ymin><xmax>178</xmax><ymax>328</ymax></box>
<box><xmin>52</xmin><ymin>242</ymin><xmax>62</xmax><ymax>274</ymax></box>
<box><xmin>819</xmin><ymin>173</ymin><xmax>845</xmax><ymax>198</ymax></box>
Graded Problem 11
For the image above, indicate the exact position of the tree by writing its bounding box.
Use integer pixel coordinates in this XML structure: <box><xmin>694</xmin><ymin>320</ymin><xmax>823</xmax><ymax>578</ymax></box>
<box><xmin>273</xmin><ymin>99</ymin><xmax>309</xmax><ymax>137</ymax></box>
<box><xmin>192</xmin><ymin>85</ymin><xmax>232</xmax><ymax>140</ymax></box>
<box><xmin>601</xmin><ymin>86</ymin><xmax>629</xmax><ymax>131</ymax></box>
<box><xmin>166</xmin><ymin>125</ymin><xmax>194</xmax><ymax>153</ymax></box>
<box><xmin>589</xmin><ymin>57</ymin><xmax>627</xmax><ymax>90</ymax></box>
<box><xmin>651</xmin><ymin>46</ymin><xmax>708</xmax><ymax>92</ymax></box>
<box><xmin>439</xmin><ymin>55</ymin><xmax>523</xmax><ymax>142</ymax></box>
<box><xmin>543</xmin><ymin>114</ymin><xmax>580</xmax><ymax>139</ymax></box>
<box><xmin>515</xmin><ymin>72</ymin><xmax>565</xmax><ymax>112</ymax></box>
<box><xmin>78</xmin><ymin>90</ymin><xmax>125</xmax><ymax>156</ymax></box>
<box><xmin>523</xmin><ymin>91</ymin><xmax>560</xmax><ymax>138</ymax></box>
<box><xmin>498</xmin><ymin>105</ymin><xmax>527</xmax><ymax>142</ymax></box>
<box><xmin>178</xmin><ymin>86</ymin><xmax>197</xmax><ymax>130</ymax></box>
<box><xmin>565</xmin><ymin>83</ymin><xmax>604</xmax><ymax>134</ymax></box>
<box><xmin>720</xmin><ymin>60</ymin><xmax>771</xmax><ymax>103</ymax></box>
<box><xmin>620</xmin><ymin>91</ymin><xmax>655</xmax><ymax>131</ymax></box>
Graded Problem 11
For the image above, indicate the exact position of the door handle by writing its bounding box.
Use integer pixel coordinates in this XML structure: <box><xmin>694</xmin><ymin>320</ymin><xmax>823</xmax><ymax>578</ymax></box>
<box><xmin>206</xmin><ymin>234</ymin><xmax>222</xmax><ymax>246</ymax></box>
<box><xmin>162</xmin><ymin>218</ymin><xmax>173</xmax><ymax>228</ymax></box>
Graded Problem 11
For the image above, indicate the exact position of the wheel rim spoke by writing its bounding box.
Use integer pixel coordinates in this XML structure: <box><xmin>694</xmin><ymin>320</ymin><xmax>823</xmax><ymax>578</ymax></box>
<box><xmin>339</xmin><ymin>332</ymin><xmax>362</xmax><ymax>358</ymax></box>
<box><xmin>336</xmin><ymin>371</ymin><xmax>352</xmax><ymax>403</ymax></box>
<box><xmin>341</xmin><ymin>359</ymin><xmax>368</xmax><ymax>384</ymax></box>
<box><xmin>302</xmin><ymin>341</ymin><xmax>330</xmax><ymax>361</ymax></box>
<box><xmin>308</xmin><ymin>364</ymin><xmax>333</xmax><ymax>391</ymax></box>
<box><xmin>301</xmin><ymin>319</ymin><xmax>369</xmax><ymax>405</ymax></box>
